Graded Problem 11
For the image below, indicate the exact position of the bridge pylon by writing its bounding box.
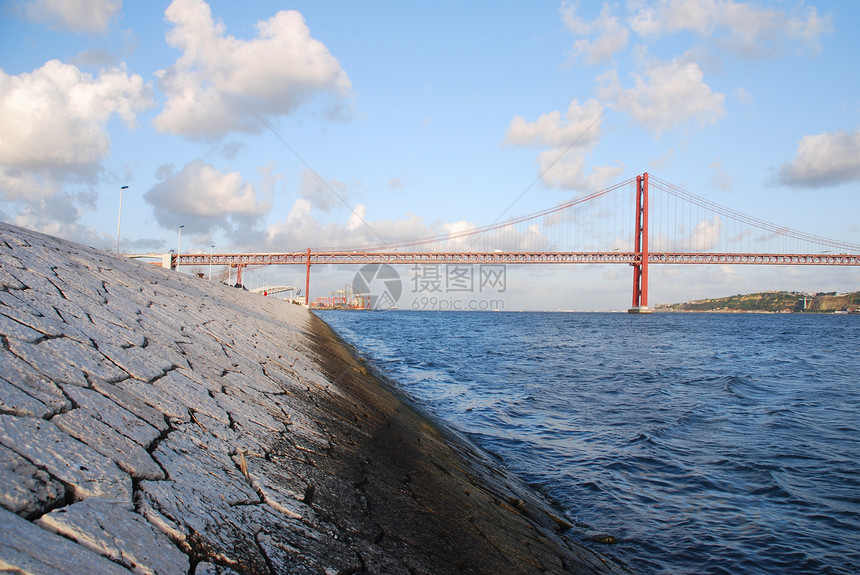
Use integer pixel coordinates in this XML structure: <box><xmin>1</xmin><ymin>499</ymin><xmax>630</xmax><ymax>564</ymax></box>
<box><xmin>629</xmin><ymin>172</ymin><xmax>652</xmax><ymax>314</ymax></box>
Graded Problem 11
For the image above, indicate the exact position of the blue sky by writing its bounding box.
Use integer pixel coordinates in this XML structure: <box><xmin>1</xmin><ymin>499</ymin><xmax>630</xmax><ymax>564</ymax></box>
<box><xmin>1</xmin><ymin>0</ymin><xmax>858</xmax><ymax>310</ymax></box>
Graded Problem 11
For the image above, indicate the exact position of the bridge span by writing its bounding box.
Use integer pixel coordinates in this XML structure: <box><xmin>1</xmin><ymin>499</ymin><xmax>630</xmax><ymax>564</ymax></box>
<box><xmin>131</xmin><ymin>174</ymin><xmax>860</xmax><ymax>312</ymax></box>
<box><xmin>172</xmin><ymin>250</ymin><xmax>860</xmax><ymax>268</ymax></box>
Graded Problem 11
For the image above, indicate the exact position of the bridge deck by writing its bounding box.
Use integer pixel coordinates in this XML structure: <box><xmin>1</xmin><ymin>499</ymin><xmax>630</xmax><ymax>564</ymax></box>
<box><xmin>167</xmin><ymin>251</ymin><xmax>860</xmax><ymax>267</ymax></box>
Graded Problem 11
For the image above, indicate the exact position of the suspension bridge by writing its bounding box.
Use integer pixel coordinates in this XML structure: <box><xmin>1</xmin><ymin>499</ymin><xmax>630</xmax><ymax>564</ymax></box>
<box><xmin>141</xmin><ymin>173</ymin><xmax>860</xmax><ymax>312</ymax></box>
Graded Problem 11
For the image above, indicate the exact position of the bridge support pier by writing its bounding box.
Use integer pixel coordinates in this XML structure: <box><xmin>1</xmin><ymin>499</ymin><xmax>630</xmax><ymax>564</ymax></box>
<box><xmin>305</xmin><ymin>248</ymin><xmax>311</xmax><ymax>308</ymax></box>
<box><xmin>629</xmin><ymin>173</ymin><xmax>652</xmax><ymax>314</ymax></box>
<box><xmin>235</xmin><ymin>264</ymin><xmax>244</xmax><ymax>287</ymax></box>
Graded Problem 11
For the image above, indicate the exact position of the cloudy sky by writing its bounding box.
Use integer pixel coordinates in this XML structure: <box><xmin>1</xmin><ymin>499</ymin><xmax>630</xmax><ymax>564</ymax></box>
<box><xmin>1</xmin><ymin>0</ymin><xmax>858</xmax><ymax>310</ymax></box>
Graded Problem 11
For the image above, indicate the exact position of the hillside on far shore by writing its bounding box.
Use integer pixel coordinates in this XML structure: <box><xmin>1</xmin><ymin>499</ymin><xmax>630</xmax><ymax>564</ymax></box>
<box><xmin>655</xmin><ymin>291</ymin><xmax>860</xmax><ymax>313</ymax></box>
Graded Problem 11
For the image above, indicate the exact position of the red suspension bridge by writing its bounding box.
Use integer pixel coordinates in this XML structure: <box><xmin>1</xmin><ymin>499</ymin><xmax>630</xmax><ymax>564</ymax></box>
<box><xmin>152</xmin><ymin>173</ymin><xmax>860</xmax><ymax>312</ymax></box>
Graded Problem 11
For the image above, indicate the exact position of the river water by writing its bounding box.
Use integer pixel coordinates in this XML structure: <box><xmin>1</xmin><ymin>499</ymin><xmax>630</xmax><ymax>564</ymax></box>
<box><xmin>315</xmin><ymin>311</ymin><xmax>859</xmax><ymax>574</ymax></box>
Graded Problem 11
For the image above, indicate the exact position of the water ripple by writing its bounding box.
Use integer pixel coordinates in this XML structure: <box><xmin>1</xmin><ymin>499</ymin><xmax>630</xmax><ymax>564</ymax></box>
<box><xmin>319</xmin><ymin>311</ymin><xmax>860</xmax><ymax>574</ymax></box>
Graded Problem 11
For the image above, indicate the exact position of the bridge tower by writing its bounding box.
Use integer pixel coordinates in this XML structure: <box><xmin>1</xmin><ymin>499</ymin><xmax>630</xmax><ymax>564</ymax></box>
<box><xmin>629</xmin><ymin>173</ymin><xmax>652</xmax><ymax>313</ymax></box>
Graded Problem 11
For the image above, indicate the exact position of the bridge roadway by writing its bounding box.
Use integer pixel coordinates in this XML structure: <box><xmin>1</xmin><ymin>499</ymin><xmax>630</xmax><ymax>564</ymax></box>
<box><xmin>171</xmin><ymin>250</ymin><xmax>860</xmax><ymax>267</ymax></box>
<box><xmin>132</xmin><ymin>249</ymin><xmax>858</xmax><ymax>310</ymax></box>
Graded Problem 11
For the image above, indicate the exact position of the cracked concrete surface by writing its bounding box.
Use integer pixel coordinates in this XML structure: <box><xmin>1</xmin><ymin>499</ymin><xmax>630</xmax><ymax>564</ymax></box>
<box><xmin>0</xmin><ymin>222</ymin><xmax>633</xmax><ymax>575</ymax></box>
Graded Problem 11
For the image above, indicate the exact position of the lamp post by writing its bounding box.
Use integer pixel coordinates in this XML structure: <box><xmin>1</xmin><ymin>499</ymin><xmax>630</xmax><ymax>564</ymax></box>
<box><xmin>176</xmin><ymin>225</ymin><xmax>185</xmax><ymax>271</ymax></box>
<box><xmin>208</xmin><ymin>245</ymin><xmax>214</xmax><ymax>282</ymax></box>
<box><xmin>116</xmin><ymin>185</ymin><xmax>128</xmax><ymax>253</ymax></box>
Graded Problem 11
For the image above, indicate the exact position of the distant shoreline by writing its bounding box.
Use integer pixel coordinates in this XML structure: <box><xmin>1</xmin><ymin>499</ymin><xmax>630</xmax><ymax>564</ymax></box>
<box><xmin>654</xmin><ymin>290</ymin><xmax>860</xmax><ymax>314</ymax></box>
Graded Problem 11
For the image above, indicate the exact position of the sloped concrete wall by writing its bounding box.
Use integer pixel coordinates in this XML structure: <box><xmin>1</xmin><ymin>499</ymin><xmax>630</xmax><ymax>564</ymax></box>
<box><xmin>0</xmin><ymin>222</ymin><xmax>630</xmax><ymax>575</ymax></box>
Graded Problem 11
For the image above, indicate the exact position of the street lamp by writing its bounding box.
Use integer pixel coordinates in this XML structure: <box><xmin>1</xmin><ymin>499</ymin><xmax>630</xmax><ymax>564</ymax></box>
<box><xmin>116</xmin><ymin>185</ymin><xmax>128</xmax><ymax>253</ymax></box>
<box><xmin>208</xmin><ymin>245</ymin><xmax>215</xmax><ymax>282</ymax></box>
<box><xmin>176</xmin><ymin>225</ymin><xmax>185</xmax><ymax>271</ymax></box>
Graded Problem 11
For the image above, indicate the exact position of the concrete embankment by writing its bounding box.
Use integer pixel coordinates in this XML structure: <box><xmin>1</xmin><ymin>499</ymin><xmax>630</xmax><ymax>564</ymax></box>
<box><xmin>0</xmin><ymin>222</ymin><xmax>632</xmax><ymax>574</ymax></box>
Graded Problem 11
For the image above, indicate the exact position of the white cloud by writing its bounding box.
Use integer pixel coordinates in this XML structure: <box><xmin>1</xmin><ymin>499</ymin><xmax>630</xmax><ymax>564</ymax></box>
<box><xmin>144</xmin><ymin>160</ymin><xmax>272</xmax><ymax>233</ymax></box>
<box><xmin>535</xmin><ymin>152</ymin><xmax>625</xmax><ymax>191</ymax></box>
<box><xmin>708</xmin><ymin>161</ymin><xmax>735</xmax><ymax>191</ymax></box>
<box><xmin>777</xmin><ymin>129</ymin><xmax>860</xmax><ymax>188</ymax></box>
<box><xmin>265</xmin><ymin>206</ymin><xmax>558</xmax><ymax>254</ymax></box>
<box><xmin>154</xmin><ymin>0</ymin><xmax>352</xmax><ymax>138</ymax></box>
<box><xmin>689</xmin><ymin>216</ymin><xmax>721</xmax><ymax>251</ymax></box>
<box><xmin>732</xmin><ymin>86</ymin><xmax>753</xmax><ymax>105</ymax></box>
<box><xmin>560</xmin><ymin>1</ymin><xmax>629</xmax><ymax>64</ymax></box>
<box><xmin>345</xmin><ymin>204</ymin><xmax>366</xmax><ymax>231</ymax></box>
<box><xmin>0</xmin><ymin>60</ymin><xmax>149</xmax><ymax>180</ymax></box>
<box><xmin>5</xmin><ymin>187</ymin><xmax>106</xmax><ymax>247</ymax></box>
<box><xmin>23</xmin><ymin>0</ymin><xmax>121</xmax><ymax>33</ymax></box>
<box><xmin>283</xmin><ymin>198</ymin><xmax>313</xmax><ymax>233</ymax></box>
<box><xmin>559</xmin><ymin>0</ymin><xmax>830</xmax><ymax>65</ymax></box>
<box><xmin>629</xmin><ymin>0</ymin><xmax>829</xmax><ymax>57</ymax></box>
<box><xmin>598</xmin><ymin>57</ymin><xmax>725</xmax><ymax>135</ymax></box>
<box><xmin>504</xmin><ymin>98</ymin><xmax>604</xmax><ymax>149</ymax></box>
<box><xmin>297</xmin><ymin>169</ymin><xmax>348</xmax><ymax>213</ymax></box>
<box><xmin>259</xmin><ymin>201</ymin><xmax>435</xmax><ymax>252</ymax></box>
<box><xmin>0</xmin><ymin>59</ymin><xmax>151</xmax><ymax>240</ymax></box>
<box><xmin>504</xmin><ymin>98</ymin><xmax>623</xmax><ymax>191</ymax></box>
<box><xmin>0</xmin><ymin>170</ymin><xmax>58</xmax><ymax>203</ymax></box>
<box><xmin>537</xmin><ymin>152</ymin><xmax>579</xmax><ymax>189</ymax></box>
<box><xmin>69</xmin><ymin>49</ymin><xmax>118</xmax><ymax>69</ymax></box>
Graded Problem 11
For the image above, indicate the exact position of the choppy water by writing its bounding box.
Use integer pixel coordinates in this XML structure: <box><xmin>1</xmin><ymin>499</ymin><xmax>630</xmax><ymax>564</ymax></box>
<box><xmin>316</xmin><ymin>311</ymin><xmax>860</xmax><ymax>574</ymax></box>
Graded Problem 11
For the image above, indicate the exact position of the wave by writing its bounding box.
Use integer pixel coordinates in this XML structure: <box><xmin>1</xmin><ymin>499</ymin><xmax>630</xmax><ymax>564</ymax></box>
<box><xmin>317</xmin><ymin>311</ymin><xmax>860</xmax><ymax>575</ymax></box>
